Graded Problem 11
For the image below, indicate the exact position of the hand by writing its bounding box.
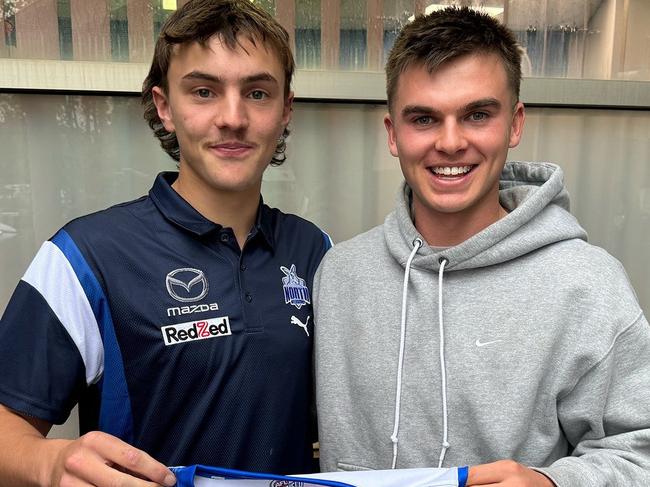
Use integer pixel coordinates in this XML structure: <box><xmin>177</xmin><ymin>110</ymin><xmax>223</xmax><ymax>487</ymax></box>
<box><xmin>48</xmin><ymin>431</ymin><xmax>176</xmax><ymax>487</ymax></box>
<box><xmin>467</xmin><ymin>460</ymin><xmax>555</xmax><ymax>486</ymax></box>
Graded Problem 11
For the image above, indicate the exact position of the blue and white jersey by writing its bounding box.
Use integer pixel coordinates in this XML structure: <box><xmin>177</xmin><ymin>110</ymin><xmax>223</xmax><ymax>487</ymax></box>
<box><xmin>170</xmin><ymin>464</ymin><xmax>469</xmax><ymax>487</ymax></box>
<box><xmin>0</xmin><ymin>172</ymin><xmax>331</xmax><ymax>473</ymax></box>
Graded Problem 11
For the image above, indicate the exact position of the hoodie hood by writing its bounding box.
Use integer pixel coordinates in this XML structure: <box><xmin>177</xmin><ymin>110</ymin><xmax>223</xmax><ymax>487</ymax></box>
<box><xmin>385</xmin><ymin>161</ymin><xmax>588</xmax><ymax>271</ymax></box>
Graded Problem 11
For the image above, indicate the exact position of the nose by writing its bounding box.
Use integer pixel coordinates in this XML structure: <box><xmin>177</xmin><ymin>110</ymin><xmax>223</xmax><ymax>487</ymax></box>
<box><xmin>215</xmin><ymin>92</ymin><xmax>249</xmax><ymax>131</ymax></box>
<box><xmin>434</xmin><ymin>119</ymin><xmax>468</xmax><ymax>154</ymax></box>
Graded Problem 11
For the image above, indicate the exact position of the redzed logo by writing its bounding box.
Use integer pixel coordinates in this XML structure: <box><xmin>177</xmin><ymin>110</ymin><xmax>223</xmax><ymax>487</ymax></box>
<box><xmin>161</xmin><ymin>317</ymin><xmax>231</xmax><ymax>346</ymax></box>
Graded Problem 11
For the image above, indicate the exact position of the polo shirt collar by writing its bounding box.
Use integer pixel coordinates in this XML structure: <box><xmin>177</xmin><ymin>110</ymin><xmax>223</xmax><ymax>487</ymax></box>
<box><xmin>149</xmin><ymin>172</ymin><xmax>275</xmax><ymax>248</ymax></box>
<box><xmin>255</xmin><ymin>201</ymin><xmax>276</xmax><ymax>249</ymax></box>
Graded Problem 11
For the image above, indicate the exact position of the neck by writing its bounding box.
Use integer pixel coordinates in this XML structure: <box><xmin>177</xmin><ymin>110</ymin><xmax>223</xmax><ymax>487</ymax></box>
<box><xmin>172</xmin><ymin>170</ymin><xmax>260</xmax><ymax>249</ymax></box>
<box><xmin>413</xmin><ymin>197</ymin><xmax>507</xmax><ymax>248</ymax></box>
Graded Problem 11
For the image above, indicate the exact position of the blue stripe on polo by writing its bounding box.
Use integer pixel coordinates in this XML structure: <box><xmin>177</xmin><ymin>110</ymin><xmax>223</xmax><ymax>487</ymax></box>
<box><xmin>51</xmin><ymin>229</ymin><xmax>134</xmax><ymax>443</ymax></box>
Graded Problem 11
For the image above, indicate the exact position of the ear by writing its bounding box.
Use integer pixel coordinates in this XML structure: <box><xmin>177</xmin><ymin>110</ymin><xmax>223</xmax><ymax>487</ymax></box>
<box><xmin>508</xmin><ymin>101</ymin><xmax>525</xmax><ymax>148</ymax></box>
<box><xmin>152</xmin><ymin>86</ymin><xmax>175</xmax><ymax>133</ymax></box>
<box><xmin>384</xmin><ymin>113</ymin><xmax>399</xmax><ymax>157</ymax></box>
<box><xmin>282</xmin><ymin>91</ymin><xmax>294</xmax><ymax>129</ymax></box>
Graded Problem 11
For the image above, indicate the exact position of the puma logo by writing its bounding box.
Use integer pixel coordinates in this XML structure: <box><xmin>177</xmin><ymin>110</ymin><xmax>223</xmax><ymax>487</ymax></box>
<box><xmin>291</xmin><ymin>315</ymin><xmax>310</xmax><ymax>336</ymax></box>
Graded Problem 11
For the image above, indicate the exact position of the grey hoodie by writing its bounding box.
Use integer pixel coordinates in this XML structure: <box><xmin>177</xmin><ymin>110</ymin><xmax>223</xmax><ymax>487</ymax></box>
<box><xmin>314</xmin><ymin>162</ymin><xmax>650</xmax><ymax>486</ymax></box>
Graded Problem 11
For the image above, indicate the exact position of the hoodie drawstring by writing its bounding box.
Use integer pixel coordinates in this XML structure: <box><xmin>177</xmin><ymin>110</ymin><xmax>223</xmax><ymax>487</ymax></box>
<box><xmin>390</xmin><ymin>240</ymin><xmax>451</xmax><ymax>469</ymax></box>
<box><xmin>390</xmin><ymin>238</ymin><xmax>422</xmax><ymax>469</ymax></box>
<box><xmin>437</xmin><ymin>258</ymin><xmax>450</xmax><ymax>468</ymax></box>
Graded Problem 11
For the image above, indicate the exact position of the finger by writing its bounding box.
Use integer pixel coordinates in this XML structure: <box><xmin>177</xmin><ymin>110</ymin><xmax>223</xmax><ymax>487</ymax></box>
<box><xmin>105</xmin><ymin>440</ymin><xmax>175</xmax><ymax>486</ymax></box>
<box><xmin>466</xmin><ymin>460</ymin><xmax>517</xmax><ymax>485</ymax></box>
<box><xmin>467</xmin><ymin>463</ymin><xmax>498</xmax><ymax>484</ymax></box>
<box><xmin>75</xmin><ymin>432</ymin><xmax>176</xmax><ymax>486</ymax></box>
<box><xmin>65</xmin><ymin>450</ymin><xmax>164</xmax><ymax>487</ymax></box>
<box><xmin>102</xmin><ymin>464</ymin><xmax>164</xmax><ymax>486</ymax></box>
<box><xmin>53</xmin><ymin>471</ymin><xmax>95</xmax><ymax>487</ymax></box>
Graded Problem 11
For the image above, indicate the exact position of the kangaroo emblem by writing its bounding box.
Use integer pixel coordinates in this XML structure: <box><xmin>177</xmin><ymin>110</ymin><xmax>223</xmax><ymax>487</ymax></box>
<box><xmin>291</xmin><ymin>315</ymin><xmax>310</xmax><ymax>336</ymax></box>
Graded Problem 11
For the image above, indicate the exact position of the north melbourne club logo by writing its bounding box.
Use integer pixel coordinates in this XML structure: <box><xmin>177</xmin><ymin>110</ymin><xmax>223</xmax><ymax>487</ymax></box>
<box><xmin>166</xmin><ymin>268</ymin><xmax>209</xmax><ymax>303</ymax></box>
<box><xmin>281</xmin><ymin>264</ymin><xmax>310</xmax><ymax>309</ymax></box>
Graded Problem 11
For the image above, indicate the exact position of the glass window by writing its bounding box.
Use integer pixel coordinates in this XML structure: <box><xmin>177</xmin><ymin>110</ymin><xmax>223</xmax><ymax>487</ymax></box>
<box><xmin>295</xmin><ymin>0</ymin><xmax>321</xmax><ymax>69</ymax></box>
<box><xmin>1</xmin><ymin>93</ymin><xmax>649</xmax><ymax>316</ymax></box>
<box><xmin>1</xmin><ymin>0</ymin><xmax>649</xmax><ymax>82</ymax></box>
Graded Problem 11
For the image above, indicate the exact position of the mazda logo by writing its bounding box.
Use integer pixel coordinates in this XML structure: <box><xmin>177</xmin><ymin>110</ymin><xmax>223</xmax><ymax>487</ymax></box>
<box><xmin>165</xmin><ymin>268</ymin><xmax>209</xmax><ymax>303</ymax></box>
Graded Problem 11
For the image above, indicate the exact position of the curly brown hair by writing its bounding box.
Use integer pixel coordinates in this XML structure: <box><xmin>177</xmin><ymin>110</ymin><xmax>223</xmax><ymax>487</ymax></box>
<box><xmin>142</xmin><ymin>0</ymin><xmax>295</xmax><ymax>165</ymax></box>
<box><xmin>385</xmin><ymin>6</ymin><xmax>522</xmax><ymax>113</ymax></box>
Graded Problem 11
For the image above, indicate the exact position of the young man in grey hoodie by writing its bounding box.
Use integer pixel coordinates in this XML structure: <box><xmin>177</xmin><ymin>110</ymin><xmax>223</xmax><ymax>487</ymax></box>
<box><xmin>314</xmin><ymin>6</ymin><xmax>650</xmax><ymax>487</ymax></box>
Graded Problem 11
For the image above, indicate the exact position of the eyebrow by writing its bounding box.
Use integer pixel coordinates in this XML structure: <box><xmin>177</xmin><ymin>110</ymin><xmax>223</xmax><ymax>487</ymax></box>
<box><xmin>401</xmin><ymin>105</ymin><xmax>435</xmax><ymax>118</ymax></box>
<box><xmin>243</xmin><ymin>73</ymin><xmax>279</xmax><ymax>85</ymax></box>
<box><xmin>464</xmin><ymin>98</ymin><xmax>501</xmax><ymax>112</ymax></box>
<box><xmin>181</xmin><ymin>71</ymin><xmax>220</xmax><ymax>83</ymax></box>
<box><xmin>181</xmin><ymin>71</ymin><xmax>279</xmax><ymax>86</ymax></box>
<box><xmin>401</xmin><ymin>98</ymin><xmax>502</xmax><ymax>118</ymax></box>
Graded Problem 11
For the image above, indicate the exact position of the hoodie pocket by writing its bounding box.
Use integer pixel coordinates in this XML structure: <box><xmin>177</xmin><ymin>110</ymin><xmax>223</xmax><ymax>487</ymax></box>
<box><xmin>336</xmin><ymin>461</ymin><xmax>373</xmax><ymax>472</ymax></box>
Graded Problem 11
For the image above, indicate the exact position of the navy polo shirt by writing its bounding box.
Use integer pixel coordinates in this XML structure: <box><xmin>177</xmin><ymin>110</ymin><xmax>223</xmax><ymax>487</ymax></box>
<box><xmin>0</xmin><ymin>172</ymin><xmax>331</xmax><ymax>474</ymax></box>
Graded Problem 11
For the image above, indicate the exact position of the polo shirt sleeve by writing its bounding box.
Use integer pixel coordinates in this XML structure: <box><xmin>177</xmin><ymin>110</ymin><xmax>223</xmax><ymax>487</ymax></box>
<box><xmin>321</xmin><ymin>230</ymin><xmax>334</xmax><ymax>252</ymax></box>
<box><xmin>0</xmin><ymin>232</ymin><xmax>104</xmax><ymax>425</ymax></box>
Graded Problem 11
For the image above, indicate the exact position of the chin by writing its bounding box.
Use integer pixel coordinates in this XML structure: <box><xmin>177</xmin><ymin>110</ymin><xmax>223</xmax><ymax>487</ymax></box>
<box><xmin>210</xmin><ymin>179</ymin><xmax>260</xmax><ymax>194</ymax></box>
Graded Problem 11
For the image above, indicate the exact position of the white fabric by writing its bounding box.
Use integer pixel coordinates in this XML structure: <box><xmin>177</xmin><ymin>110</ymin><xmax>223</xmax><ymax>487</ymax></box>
<box><xmin>22</xmin><ymin>240</ymin><xmax>104</xmax><ymax>385</ymax></box>
<box><xmin>192</xmin><ymin>467</ymin><xmax>462</xmax><ymax>487</ymax></box>
<box><xmin>304</xmin><ymin>468</ymin><xmax>461</xmax><ymax>486</ymax></box>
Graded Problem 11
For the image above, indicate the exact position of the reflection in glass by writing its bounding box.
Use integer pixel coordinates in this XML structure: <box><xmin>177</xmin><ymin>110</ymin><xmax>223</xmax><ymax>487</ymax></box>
<box><xmin>296</xmin><ymin>0</ymin><xmax>321</xmax><ymax>68</ymax></box>
<box><xmin>339</xmin><ymin>0</ymin><xmax>366</xmax><ymax>70</ymax></box>
<box><xmin>110</xmin><ymin>0</ymin><xmax>129</xmax><ymax>62</ymax></box>
<box><xmin>0</xmin><ymin>0</ymin><xmax>647</xmax><ymax>81</ymax></box>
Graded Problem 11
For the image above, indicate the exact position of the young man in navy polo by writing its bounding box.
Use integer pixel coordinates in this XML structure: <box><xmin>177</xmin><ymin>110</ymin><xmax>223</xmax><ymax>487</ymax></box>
<box><xmin>0</xmin><ymin>1</ymin><xmax>330</xmax><ymax>485</ymax></box>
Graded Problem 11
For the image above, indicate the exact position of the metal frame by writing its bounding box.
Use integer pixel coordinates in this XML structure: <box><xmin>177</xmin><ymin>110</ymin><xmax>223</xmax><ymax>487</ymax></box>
<box><xmin>2</xmin><ymin>58</ymin><xmax>650</xmax><ymax>109</ymax></box>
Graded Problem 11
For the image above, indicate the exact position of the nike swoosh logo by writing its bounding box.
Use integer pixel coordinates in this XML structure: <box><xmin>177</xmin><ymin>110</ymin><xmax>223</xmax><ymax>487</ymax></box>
<box><xmin>475</xmin><ymin>339</ymin><xmax>503</xmax><ymax>347</ymax></box>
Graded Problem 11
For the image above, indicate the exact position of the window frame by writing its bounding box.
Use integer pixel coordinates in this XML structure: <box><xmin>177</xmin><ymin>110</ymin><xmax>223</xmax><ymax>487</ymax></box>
<box><xmin>2</xmin><ymin>59</ymin><xmax>650</xmax><ymax>109</ymax></box>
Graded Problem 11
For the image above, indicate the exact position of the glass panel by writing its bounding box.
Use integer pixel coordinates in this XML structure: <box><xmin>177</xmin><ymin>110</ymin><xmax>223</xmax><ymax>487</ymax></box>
<box><xmin>508</xmin><ymin>0</ymin><xmax>591</xmax><ymax>78</ymax></box>
<box><xmin>1</xmin><ymin>0</ymin><xmax>648</xmax><ymax>82</ymax></box>
<box><xmin>110</xmin><ymin>0</ymin><xmax>130</xmax><ymax>61</ymax></box>
<box><xmin>1</xmin><ymin>93</ymin><xmax>649</xmax><ymax>316</ymax></box>
<box><xmin>296</xmin><ymin>0</ymin><xmax>321</xmax><ymax>69</ymax></box>
<box><xmin>339</xmin><ymin>0</ymin><xmax>366</xmax><ymax>70</ymax></box>
<box><xmin>57</xmin><ymin>0</ymin><xmax>72</xmax><ymax>60</ymax></box>
<box><xmin>382</xmin><ymin>0</ymin><xmax>413</xmax><ymax>68</ymax></box>
<box><xmin>507</xmin><ymin>0</ymin><xmax>650</xmax><ymax>81</ymax></box>
<box><xmin>619</xmin><ymin>0</ymin><xmax>650</xmax><ymax>80</ymax></box>
<box><xmin>1</xmin><ymin>1</ymin><xmax>17</xmax><ymax>52</ymax></box>
<box><xmin>154</xmin><ymin>0</ymin><xmax>171</xmax><ymax>40</ymax></box>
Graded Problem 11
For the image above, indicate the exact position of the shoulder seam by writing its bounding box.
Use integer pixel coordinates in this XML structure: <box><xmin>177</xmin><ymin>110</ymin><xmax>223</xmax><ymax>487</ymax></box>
<box><xmin>557</xmin><ymin>309</ymin><xmax>646</xmax><ymax>401</ymax></box>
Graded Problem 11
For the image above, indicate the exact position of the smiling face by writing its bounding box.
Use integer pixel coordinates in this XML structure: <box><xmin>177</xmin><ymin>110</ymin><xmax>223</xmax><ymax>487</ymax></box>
<box><xmin>384</xmin><ymin>52</ymin><xmax>525</xmax><ymax>242</ymax></box>
<box><xmin>152</xmin><ymin>35</ymin><xmax>292</xmax><ymax>201</ymax></box>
